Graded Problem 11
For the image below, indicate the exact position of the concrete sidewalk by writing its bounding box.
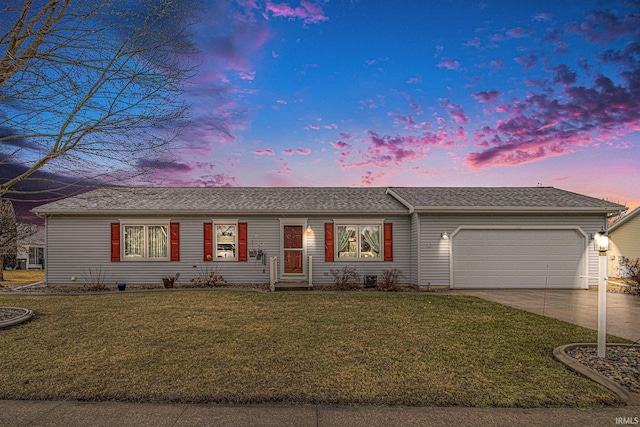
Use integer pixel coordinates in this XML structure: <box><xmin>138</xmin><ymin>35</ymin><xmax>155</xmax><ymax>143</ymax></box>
<box><xmin>1</xmin><ymin>400</ymin><xmax>638</xmax><ymax>427</ymax></box>
<box><xmin>450</xmin><ymin>289</ymin><xmax>640</xmax><ymax>342</ymax></box>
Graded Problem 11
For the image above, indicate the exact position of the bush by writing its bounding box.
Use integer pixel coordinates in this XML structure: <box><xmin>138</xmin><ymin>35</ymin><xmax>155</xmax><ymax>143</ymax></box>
<box><xmin>82</xmin><ymin>267</ymin><xmax>110</xmax><ymax>292</ymax></box>
<box><xmin>188</xmin><ymin>265</ymin><xmax>227</xmax><ymax>288</ymax></box>
<box><xmin>330</xmin><ymin>266</ymin><xmax>362</xmax><ymax>291</ymax></box>
<box><xmin>620</xmin><ymin>258</ymin><xmax>640</xmax><ymax>296</ymax></box>
<box><xmin>376</xmin><ymin>269</ymin><xmax>402</xmax><ymax>292</ymax></box>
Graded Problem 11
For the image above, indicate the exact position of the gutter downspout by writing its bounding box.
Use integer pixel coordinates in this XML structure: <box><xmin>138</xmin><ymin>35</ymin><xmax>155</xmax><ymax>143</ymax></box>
<box><xmin>415</xmin><ymin>212</ymin><xmax>421</xmax><ymax>288</ymax></box>
<box><xmin>44</xmin><ymin>215</ymin><xmax>48</xmax><ymax>285</ymax></box>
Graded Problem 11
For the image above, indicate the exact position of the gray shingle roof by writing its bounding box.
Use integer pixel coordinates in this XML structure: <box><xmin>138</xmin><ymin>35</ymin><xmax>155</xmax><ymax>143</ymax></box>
<box><xmin>388</xmin><ymin>187</ymin><xmax>625</xmax><ymax>212</ymax></box>
<box><xmin>32</xmin><ymin>186</ymin><xmax>626</xmax><ymax>215</ymax></box>
<box><xmin>33</xmin><ymin>187</ymin><xmax>407</xmax><ymax>214</ymax></box>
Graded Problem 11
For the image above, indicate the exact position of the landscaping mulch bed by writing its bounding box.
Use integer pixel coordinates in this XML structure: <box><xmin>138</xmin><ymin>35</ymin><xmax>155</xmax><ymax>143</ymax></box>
<box><xmin>0</xmin><ymin>308</ymin><xmax>25</xmax><ymax>323</ymax></box>
<box><xmin>568</xmin><ymin>346</ymin><xmax>640</xmax><ymax>394</ymax></box>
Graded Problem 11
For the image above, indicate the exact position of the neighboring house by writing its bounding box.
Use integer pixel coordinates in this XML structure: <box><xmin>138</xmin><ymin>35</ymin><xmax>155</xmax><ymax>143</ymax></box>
<box><xmin>608</xmin><ymin>206</ymin><xmax>640</xmax><ymax>278</ymax></box>
<box><xmin>32</xmin><ymin>186</ymin><xmax>625</xmax><ymax>289</ymax></box>
<box><xmin>16</xmin><ymin>227</ymin><xmax>45</xmax><ymax>270</ymax></box>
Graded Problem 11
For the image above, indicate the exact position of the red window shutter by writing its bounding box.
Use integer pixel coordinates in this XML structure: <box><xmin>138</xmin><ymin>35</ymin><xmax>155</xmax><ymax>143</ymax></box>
<box><xmin>324</xmin><ymin>223</ymin><xmax>334</xmax><ymax>262</ymax></box>
<box><xmin>238</xmin><ymin>222</ymin><xmax>248</xmax><ymax>261</ymax></box>
<box><xmin>170</xmin><ymin>222</ymin><xmax>180</xmax><ymax>261</ymax></box>
<box><xmin>203</xmin><ymin>222</ymin><xmax>213</xmax><ymax>261</ymax></box>
<box><xmin>110</xmin><ymin>223</ymin><xmax>120</xmax><ymax>262</ymax></box>
<box><xmin>384</xmin><ymin>222</ymin><xmax>393</xmax><ymax>262</ymax></box>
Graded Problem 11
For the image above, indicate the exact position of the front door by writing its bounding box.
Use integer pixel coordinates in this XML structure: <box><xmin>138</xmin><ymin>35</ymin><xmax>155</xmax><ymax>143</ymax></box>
<box><xmin>283</xmin><ymin>225</ymin><xmax>304</xmax><ymax>275</ymax></box>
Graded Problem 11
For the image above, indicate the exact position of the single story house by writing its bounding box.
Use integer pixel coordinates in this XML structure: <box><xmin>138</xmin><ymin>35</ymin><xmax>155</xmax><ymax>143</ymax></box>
<box><xmin>16</xmin><ymin>226</ymin><xmax>45</xmax><ymax>270</ymax></box>
<box><xmin>33</xmin><ymin>186</ymin><xmax>625</xmax><ymax>289</ymax></box>
<box><xmin>608</xmin><ymin>206</ymin><xmax>640</xmax><ymax>278</ymax></box>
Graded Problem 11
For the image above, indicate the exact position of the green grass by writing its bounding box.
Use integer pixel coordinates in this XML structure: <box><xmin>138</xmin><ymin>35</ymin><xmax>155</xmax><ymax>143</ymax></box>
<box><xmin>0</xmin><ymin>269</ymin><xmax>44</xmax><ymax>286</ymax></box>
<box><xmin>0</xmin><ymin>291</ymin><xmax>628</xmax><ymax>407</ymax></box>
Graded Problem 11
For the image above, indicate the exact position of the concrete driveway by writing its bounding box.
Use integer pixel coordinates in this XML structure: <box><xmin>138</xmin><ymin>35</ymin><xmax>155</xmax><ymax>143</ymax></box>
<box><xmin>450</xmin><ymin>289</ymin><xmax>640</xmax><ymax>342</ymax></box>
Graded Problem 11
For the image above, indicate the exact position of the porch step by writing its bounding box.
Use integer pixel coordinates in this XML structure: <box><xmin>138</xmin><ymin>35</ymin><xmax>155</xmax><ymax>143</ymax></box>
<box><xmin>274</xmin><ymin>281</ymin><xmax>312</xmax><ymax>291</ymax></box>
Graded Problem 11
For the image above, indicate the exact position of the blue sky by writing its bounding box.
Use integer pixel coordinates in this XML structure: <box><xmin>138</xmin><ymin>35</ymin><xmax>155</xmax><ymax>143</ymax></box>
<box><xmin>142</xmin><ymin>0</ymin><xmax>639</xmax><ymax>209</ymax></box>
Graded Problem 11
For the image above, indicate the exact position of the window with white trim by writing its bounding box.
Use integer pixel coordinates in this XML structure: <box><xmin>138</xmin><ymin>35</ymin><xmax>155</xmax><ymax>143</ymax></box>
<box><xmin>123</xmin><ymin>223</ymin><xmax>169</xmax><ymax>260</ymax></box>
<box><xmin>215</xmin><ymin>223</ymin><xmax>238</xmax><ymax>260</ymax></box>
<box><xmin>336</xmin><ymin>223</ymin><xmax>382</xmax><ymax>260</ymax></box>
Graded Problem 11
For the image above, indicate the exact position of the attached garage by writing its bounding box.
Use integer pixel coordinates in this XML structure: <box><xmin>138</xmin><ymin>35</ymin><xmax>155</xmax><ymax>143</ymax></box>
<box><xmin>451</xmin><ymin>227</ymin><xmax>587</xmax><ymax>289</ymax></box>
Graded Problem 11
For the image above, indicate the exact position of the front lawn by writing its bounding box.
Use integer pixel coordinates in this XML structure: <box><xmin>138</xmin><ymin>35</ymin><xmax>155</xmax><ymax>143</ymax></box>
<box><xmin>0</xmin><ymin>291</ymin><xmax>627</xmax><ymax>407</ymax></box>
<box><xmin>0</xmin><ymin>269</ymin><xmax>44</xmax><ymax>286</ymax></box>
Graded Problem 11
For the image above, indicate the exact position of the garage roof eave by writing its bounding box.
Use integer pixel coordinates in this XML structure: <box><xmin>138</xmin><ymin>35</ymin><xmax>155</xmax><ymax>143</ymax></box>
<box><xmin>412</xmin><ymin>206</ymin><xmax>625</xmax><ymax>214</ymax></box>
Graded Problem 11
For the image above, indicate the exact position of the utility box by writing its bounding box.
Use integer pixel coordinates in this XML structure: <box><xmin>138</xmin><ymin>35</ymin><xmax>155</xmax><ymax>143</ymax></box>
<box><xmin>364</xmin><ymin>275</ymin><xmax>377</xmax><ymax>288</ymax></box>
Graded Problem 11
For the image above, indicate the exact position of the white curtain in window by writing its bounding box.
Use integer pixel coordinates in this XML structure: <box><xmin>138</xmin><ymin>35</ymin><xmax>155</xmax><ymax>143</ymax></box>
<box><xmin>337</xmin><ymin>225</ymin><xmax>355</xmax><ymax>257</ymax></box>
<box><xmin>361</xmin><ymin>226</ymin><xmax>380</xmax><ymax>256</ymax></box>
<box><xmin>147</xmin><ymin>225</ymin><xmax>168</xmax><ymax>258</ymax></box>
<box><xmin>124</xmin><ymin>226</ymin><xmax>144</xmax><ymax>257</ymax></box>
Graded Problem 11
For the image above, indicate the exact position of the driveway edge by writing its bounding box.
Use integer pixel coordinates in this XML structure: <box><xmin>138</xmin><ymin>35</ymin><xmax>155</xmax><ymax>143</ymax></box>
<box><xmin>554</xmin><ymin>343</ymin><xmax>640</xmax><ymax>406</ymax></box>
<box><xmin>0</xmin><ymin>307</ymin><xmax>34</xmax><ymax>329</ymax></box>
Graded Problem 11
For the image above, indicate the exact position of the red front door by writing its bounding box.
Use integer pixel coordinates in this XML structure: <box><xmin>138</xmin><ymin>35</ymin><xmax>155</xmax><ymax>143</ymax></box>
<box><xmin>283</xmin><ymin>225</ymin><xmax>303</xmax><ymax>274</ymax></box>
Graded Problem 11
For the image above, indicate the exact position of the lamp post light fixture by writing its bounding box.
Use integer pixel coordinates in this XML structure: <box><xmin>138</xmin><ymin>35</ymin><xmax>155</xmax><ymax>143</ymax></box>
<box><xmin>594</xmin><ymin>227</ymin><xmax>609</xmax><ymax>358</ymax></box>
<box><xmin>594</xmin><ymin>228</ymin><xmax>609</xmax><ymax>252</ymax></box>
<box><xmin>441</xmin><ymin>231</ymin><xmax>449</xmax><ymax>240</ymax></box>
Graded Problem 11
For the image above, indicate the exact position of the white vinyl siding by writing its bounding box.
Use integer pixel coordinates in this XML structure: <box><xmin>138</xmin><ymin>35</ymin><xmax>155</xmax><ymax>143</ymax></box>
<box><xmin>45</xmin><ymin>216</ymin><xmax>277</xmax><ymax>285</ymax></box>
<box><xmin>43</xmin><ymin>211</ymin><xmax>606</xmax><ymax>289</ymax></box>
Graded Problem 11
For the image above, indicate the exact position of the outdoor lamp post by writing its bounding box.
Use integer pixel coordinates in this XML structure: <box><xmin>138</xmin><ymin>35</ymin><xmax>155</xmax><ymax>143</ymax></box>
<box><xmin>594</xmin><ymin>228</ymin><xmax>609</xmax><ymax>358</ymax></box>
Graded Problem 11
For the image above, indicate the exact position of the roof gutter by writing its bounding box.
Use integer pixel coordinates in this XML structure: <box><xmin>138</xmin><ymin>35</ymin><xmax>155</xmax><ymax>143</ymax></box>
<box><xmin>411</xmin><ymin>206</ymin><xmax>627</xmax><ymax>215</ymax></box>
<box><xmin>33</xmin><ymin>209</ymin><xmax>411</xmax><ymax>216</ymax></box>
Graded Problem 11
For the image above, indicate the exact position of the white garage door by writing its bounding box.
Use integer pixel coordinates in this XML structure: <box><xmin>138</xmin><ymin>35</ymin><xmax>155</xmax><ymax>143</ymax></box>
<box><xmin>452</xmin><ymin>228</ymin><xmax>586</xmax><ymax>289</ymax></box>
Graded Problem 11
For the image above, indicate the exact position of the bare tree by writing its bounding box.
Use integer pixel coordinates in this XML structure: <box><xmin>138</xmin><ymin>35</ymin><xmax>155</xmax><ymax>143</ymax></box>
<box><xmin>0</xmin><ymin>0</ymin><xmax>199</xmax><ymax>199</ymax></box>
<box><xmin>0</xmin><ymin>200</ymin><xmax>17</xmax><ymax>281</ymax></box>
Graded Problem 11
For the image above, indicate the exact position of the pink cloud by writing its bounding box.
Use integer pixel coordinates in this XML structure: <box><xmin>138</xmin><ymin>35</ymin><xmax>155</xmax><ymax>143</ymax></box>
<box><xmin>514</xmin><ymin>51</ymin><xmax>538</xmax><ymax>71</ymax></box>
<box><xmin>533</xmin><ymin>12</ymin><xmax>551</xmax><ymax>21</ymax></box>
<box><xmin>490</xmin><ymin>59</ymin><xmax>505</xmax><ymax>71</ymax></box>
<box><xmin>564</xmin><ymin>10</ymin><xmax>640</xmax><ymax>43</ymax></box>
<box><xmin>254</xmin><ymin>149</ymin><xmax>275</xmax><ymax>155</ymax></box>
<box><xmin>464</xmin><ymin>37</ymin><xmax>481</xmax><ymax>48</ymax></box>
<box><xmin>506</xmin><ymin>27</ymin><xmax>529</xmax><ymax>38</ymax></box>
<box><xmin>444</xmin><ymin>101</ymin><xmax>469</xmax><ymax>124</ymax></box>
<box><xmin>283</xmin><ymin>149</ymin><xmax>294</xmax><ymax>155</ymax></box>
<box><xmin>361</xmin><ymin>171</ymin><xmax>388</xmax><ymax>186</ymax></box>
<box><xmin>307</xmin><ymin>124</ymin><xmax>320</xmax><ymax>130</ymax></box>
<box><xmin>296</xmin><ymin>148</ymin><xmax>311</xmax><ymax>155</ymax></box>
<box><xmin>266</xmin><ymin>1</ymin><xmax>329</xmax><ymax>24</ymax></box>
<box><xmin>331</xmin><ymin>141</ymin><xmax>352</xmax><ymax>150</ymax></box>
<box><xmin>437</xmin><ymin>57</ymin><xmax>461</xmax><ymax>71</ymax></box>
<box><xmin>338</xmin><ymin>128</ymin><xmax>458</xmax><ymax>171</ymax></box>
<box><xmin>472</xmin><ymin>90</ymin><xmax>501</xmax><ymax>103</ymax></box>
<box><xmin>277</xmin><ymin>161</ymin><xmax>293</xmax><ymax>175</ymax></box>
<box><xmin>465</xmin><ymin>61</ymin><xmax>640</xmax><ymax>170</ymax></box>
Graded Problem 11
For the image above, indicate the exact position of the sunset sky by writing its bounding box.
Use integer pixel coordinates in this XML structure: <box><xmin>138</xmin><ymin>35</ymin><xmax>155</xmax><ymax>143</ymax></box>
<box><xmin>139</xmin><ymin>0</ymin><xmax>638</xmax><ymax>209</ymax></box>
